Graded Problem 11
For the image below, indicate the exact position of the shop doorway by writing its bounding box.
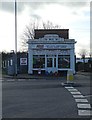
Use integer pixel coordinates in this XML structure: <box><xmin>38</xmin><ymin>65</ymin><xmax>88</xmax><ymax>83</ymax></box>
<box><xmin>46</xmin><ymin>56</ymin><xmax>57</xmax><ymax>73</ymax></box>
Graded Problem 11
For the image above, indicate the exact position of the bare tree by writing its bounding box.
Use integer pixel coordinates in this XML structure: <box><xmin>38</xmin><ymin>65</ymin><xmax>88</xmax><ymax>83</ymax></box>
<box><xmin>42</xmin><ymin>21</ymin><xmax>61</xmax><ymax>29</ymax></box>
<box><xmin>20</xmin><ymin>21</ymin><xmax>39</xmax><ymax>51</ymax></box>
<box><xmin>79</xmin><ymin>49</ymin><xmax>88</xmax><ymax>59</ymax></box>
<box><xmin>79</xmin><ymin>49</ymin><xmax>88</xmax><ymax>71</ymax></box>
<box><xmin>20</xmin><ymin>20</ymin><xmax>61</xmax><ymax>51</ymax></box>
<box><xmin>89</xmin><ymin>51</ymin><xmax>92</xmax><ymax>58</ymax></box>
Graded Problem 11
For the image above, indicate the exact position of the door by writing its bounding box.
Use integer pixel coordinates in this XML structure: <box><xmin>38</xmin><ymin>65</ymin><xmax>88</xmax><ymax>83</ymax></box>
<box><xmin>46</xmin><ymin>56</ymin><xmax>57</xmax><ymax>73</ymax></box>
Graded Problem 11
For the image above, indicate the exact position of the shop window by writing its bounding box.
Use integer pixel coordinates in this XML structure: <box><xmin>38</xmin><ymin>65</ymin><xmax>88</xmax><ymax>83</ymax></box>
<box><xmin>33</xmin><ymin>55</ymin><xmax>45</xmax><ymax>68</ymax></box>
<box><xmin>47</xmin><ymin>58</ymin><xmax>53</xmax><ymax>67</ymax></box>
<box><xmin>10</xmin><ymin>59</ymin><xmax>13</xmax><ymax>66</ymax></box>
<box><xmin>3</xmin><ymin>60</ymin><xmax>6</xmax><ymax>68</ymax></box>
<box><xmin>58</xmin><ymin>56</ymin><xmax>62</xmax><ymax>68</ymax></box>
<box><xmin>54</xmin><ymin>58</ymin><xmax>56</xmax><ymax>67</ymax></box>
<box><xmin>58</xmin><ymin>55</ymin><xmax>70</xmax><ymax>68</ymax></box>
<box><xmin>8</xmin><ymin>61</ymin><xmax>9</xmax><ymax>67</ymax></box>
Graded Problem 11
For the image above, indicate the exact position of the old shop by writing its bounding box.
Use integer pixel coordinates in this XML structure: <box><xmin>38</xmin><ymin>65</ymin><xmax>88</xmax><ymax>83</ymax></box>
<box><xmin>28</xmin><ymin>29</ymin><xmax>76</xmax><ymax>75</ymax></box>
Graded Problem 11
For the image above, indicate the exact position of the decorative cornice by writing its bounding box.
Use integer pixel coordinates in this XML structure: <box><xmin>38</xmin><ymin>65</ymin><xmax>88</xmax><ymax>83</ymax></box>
<box><xmin>27</xmin><ymin>34</ymin><xmax>76</xmax><ymax>44</ymax></box>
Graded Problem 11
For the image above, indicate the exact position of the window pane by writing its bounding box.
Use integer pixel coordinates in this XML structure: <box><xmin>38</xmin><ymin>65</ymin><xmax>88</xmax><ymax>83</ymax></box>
<box><xmin>58</xmin><ymin>55</ymin><xmax>70</xmax><ymax>68</ymax></box>
<box><xmin>54</xmin><ymin>58</ymin><xmax>56</xmax><ymax>67</ymax></box>
<box><xmin>3</xmin><ymin>61</ymin><xmax>6</xmax><ymax>68</ymax></box>
<box><xmin>47</xmin><ymin>58</ymin><xmax>52</xmax><ymax>67</ymax></box>
<box><xmin>8</xmin><ymin>61</ymin><xmax>9</xmax><ymax>67</ymax></box>
<box><xmin>62</xmin><ymin>56</ymin><xmax>70</xmax><ymax>68</ymax></box>
<box><xmin>33</xmin><ymin>55</ymin><xmax>45</xmax><ymax>68</ymax></box>
<box><xmin>10</xmin><ymin>59</ymin><xmax>13</xmax><ymax>66</ymax></box>
<box><xmin>58</xmin><ymin>56</ymin><xmax>62</xmax><ymax>68</ymax></box>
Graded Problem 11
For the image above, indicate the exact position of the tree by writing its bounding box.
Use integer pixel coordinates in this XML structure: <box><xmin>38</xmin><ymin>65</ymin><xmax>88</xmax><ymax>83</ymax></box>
<box><xmin>20</xmin><ymin>21</ymin><xmax>39</xmax><ymax>51</ymax></box>
<box><xmin>42</xmin><ymin>21</ymin><xmax>61</xmax><ymax>29</ymax></box>
<box><xmin>20</xmin><ymin>20</ymin><xmax>61</xmax><ymax>51</ymax></box>
<box><xmin>79</xmin><ymin>49</ymin><xmax>88</xmax><ymax>71</ymax></box>
<box><xmin>79</xmin><ymin>49</ymin><xmax>88</xmax><ymax>60</ymax></box>
<box><xmin>89</xmin><ymin>51</ymin><xmax>92</xmax><ymax>59</ymax></box>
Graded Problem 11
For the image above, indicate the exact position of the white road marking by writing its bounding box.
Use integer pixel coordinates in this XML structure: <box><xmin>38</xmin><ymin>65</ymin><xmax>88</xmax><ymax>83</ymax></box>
<box><xmin>67</xmin><ymin>89</ymin><xmax>78</xmax><ymax>92</ymax></box>
<box><xmin>7</xmin><ymin>79</ymin><xmax>15</xmax><ymax>82</ymax></box>
<box><xmin>78</xmin><ymin>110</ymin><xmax>92</xmax><ymax>116</ymax></box>
<box><xmin>70</xmin><ymin>92</ymin><xmax>81</xmax><ymax>94</ymax></box>
<box><xmin>73</xmin><ymin>95</ymin><xmax>84</xmax><ymax>98</ymax></box>
<box><xmin>18</xmin><ymin>79</ymin><xmax>26</xmax><ymax>81</ymax></box>
<box><xmin>65</xmin><ymin>87</ymin><xmax>74</xmax><ymax>89</ymax></box>
<box><xmin>77</xmin><ymin>104</ymin><xmax>91</xmax><ymax>108</ymax></box>
<box><xmin>64</xmin><ymin>86</ymin><xmax>92</xmax><ymax>116</ymax></box>
<box><xmin>75</xmin><ymin>99</ymin><xmax>88</xmax><ymax>103</ymax></box>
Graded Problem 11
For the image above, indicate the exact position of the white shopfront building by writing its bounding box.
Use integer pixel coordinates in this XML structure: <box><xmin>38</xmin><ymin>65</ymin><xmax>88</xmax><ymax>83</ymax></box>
<box><xmin>28</xmin><ymin>30</ymin><xmax>76</xmax><ymax>75</ymax></box>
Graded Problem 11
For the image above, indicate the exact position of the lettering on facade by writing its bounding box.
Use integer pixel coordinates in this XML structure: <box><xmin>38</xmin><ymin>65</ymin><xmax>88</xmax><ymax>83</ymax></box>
<box><xmin>35</xmin><ymin>44</ymin><xmax>70</xmax><ymax>49</ymax></box>
<box><xmin>36</xmin><ymin>45</ymin><xmax>44</xmax><ymax>49</ymax></box>
<box><xmin>33</xmin><ymin>50</ymin><xmax>70</xmax><ymax>55</ymax></box>
<box><xmin>45</xmin><ymin>45</ymin><xmax>69</xmax><ymax>49</ymax></box>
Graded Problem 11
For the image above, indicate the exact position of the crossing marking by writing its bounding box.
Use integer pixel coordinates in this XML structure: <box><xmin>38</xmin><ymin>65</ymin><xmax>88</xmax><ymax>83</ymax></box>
<box><xmin>70</xmin><ymin>92</ymin><xmax>81</xmax><ymax>94</ymax></box>
<box><xmin>75</xmin><ymin>99</ymin><xmax>88</xmax><ymax>103</ymax></box>
<box><xmin>67</xmin><ymin>89</ymin><xmax>78</xmax><ymax>92</ymax></box>
<box><xmin>64</xmin><ymin>86</ymin><xmax>92</xmax><ymax>117</ymax></box>
<box><xmin>77</xmin><ymin>104</ymin><xmax>91</xmax><ymax>109</ymax></box>
<box><xmin>65</xmin><ymin>87</ymin><xmax>74</xmax><ymax>89</ymax></box>
<box><xmin>78</xmin><ymin>110</ymin><xmax>92</xmax><ymax>116</ymax></box>
<box><xmin>73</xmin><ymin>95</ymin><xmax>84</xmax><ymax>98</ymax></box>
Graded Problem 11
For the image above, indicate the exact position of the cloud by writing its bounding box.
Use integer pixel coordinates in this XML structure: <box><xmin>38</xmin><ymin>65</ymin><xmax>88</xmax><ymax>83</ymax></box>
<box><xmin>61</xmin><ymin>2</ymin><xmax>88</xmax><ymax>8</ymax></box>
<box><xmin>0</xmin><ymin>2</ymin><xmax>25</xmax><ymax>13</ymax></box>
<box><xmin>30</xmin><ymin>13</ymin><xmax>42</xmax><ymax>19</ymax></box>
<box><xmin>0</xmin><ymin>2</ymin><xmax>15</xmax><ymax>12</ymax></box>
<box><xmin>0</xmin><ymin>2</ymin><xmax>47</xmax><ymax>13</ymax></box>
<box><xmin>0</xmin><ymin>0</ymin><xmax>89</xmax><ymax>13</ymax></box>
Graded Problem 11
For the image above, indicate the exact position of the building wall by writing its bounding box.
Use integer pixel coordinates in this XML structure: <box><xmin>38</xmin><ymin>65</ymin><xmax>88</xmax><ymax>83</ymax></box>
<box><xmin>34</xmin><ymin>29</ymin><xmax>69</xmax><ymax>39</ymax></box>
<box><xmin>2</xmin><ymin>52</ymin><xmax>28</xmax><ymax>75</ymax></box>
<box><xmin>28</xmin><ymin>32</ymin><xmax>76</xmax><ymax>74</ymax></box>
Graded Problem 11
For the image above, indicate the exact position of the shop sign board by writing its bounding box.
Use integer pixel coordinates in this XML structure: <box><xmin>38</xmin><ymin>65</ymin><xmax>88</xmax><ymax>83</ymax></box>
<box><xmin>32</xmin><ymin>44</ymin><xmax>72</xmax><ymax>49</ymax></box>
<box><xmin>20</xmin><ymin>58</ymin><xmax>27</xmax><ymax>65</ymax></box>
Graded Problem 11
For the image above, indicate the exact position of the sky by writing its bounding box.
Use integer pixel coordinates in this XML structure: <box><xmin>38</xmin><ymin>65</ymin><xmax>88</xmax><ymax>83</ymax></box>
<box><xmin>0</xmin><ymin>0</ymin><xmax>91</xmax><ymax>57</ymax></box>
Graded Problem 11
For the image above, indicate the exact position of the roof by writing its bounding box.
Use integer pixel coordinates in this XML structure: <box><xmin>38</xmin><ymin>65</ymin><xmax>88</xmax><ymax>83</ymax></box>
<box><xmin>34</xmin><ymin>29</ymin><xmax>69</xmax><ymax>39</ymax></box>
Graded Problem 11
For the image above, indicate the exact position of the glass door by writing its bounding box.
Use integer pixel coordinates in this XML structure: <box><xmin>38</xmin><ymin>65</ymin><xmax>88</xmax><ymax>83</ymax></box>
<box><xmin>46</xmin><ymin>56</ymin><xmax>57</xmax><ymax>73</ymax></box>
<box><xmin>47</xmin><ymin>58</ymin><xmax>53</xmax><ymax>67</ymax></box>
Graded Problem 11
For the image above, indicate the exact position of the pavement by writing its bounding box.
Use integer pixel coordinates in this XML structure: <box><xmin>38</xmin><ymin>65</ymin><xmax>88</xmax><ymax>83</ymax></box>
<box><xmin>1</xmin><ymin>71</ymin><xmax>91</xmax><ymax>80</ymax></box>
<box><xmin>1</xmin><ymin>72</ymin><xmax>91</xmax><ymax>87</ymax></box>
<box><xmin>76</xmin><ymin>71</ymin><xmax>92</xmax><ymax>76</ymax></box>
<box><xmin>2</xmin><ymin>73</ymin><xmax>67</xmax><ymax>80</ymax></box>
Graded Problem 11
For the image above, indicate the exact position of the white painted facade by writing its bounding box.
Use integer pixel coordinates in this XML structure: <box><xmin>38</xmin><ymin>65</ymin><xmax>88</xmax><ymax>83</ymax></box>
<box><xmin>28</xmin><ymin>34</ymin><xmax>76</xmax><ymax>74</ymax></box>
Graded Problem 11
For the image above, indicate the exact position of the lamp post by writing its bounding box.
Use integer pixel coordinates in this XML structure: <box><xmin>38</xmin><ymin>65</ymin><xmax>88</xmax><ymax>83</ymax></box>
<box><xmin>82</xmin><ymin>54</ymin><xmax>85</xmax><ymax>72</ymax></box>
<box><xmin>15</xmin><ymin>0</ymin><xmax>17</xmax><ymax>75</ymax></box>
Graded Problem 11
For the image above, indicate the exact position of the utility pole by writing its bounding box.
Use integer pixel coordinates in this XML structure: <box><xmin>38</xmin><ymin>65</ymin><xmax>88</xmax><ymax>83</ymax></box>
<box><xmin>82</xmin><ymin>54</ymin><xmax>85</xmax><ymax>72</ymax></box>
<box><xmin>15</xmin><ymin>0</ymin><xmax>17</xmax><ymax>75</ymax></box>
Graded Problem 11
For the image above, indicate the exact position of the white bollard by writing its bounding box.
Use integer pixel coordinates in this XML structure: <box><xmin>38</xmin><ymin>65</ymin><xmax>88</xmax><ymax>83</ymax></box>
<box><xmin>67</xmin><ymin>69</ymin><xmax>74</xmax><ymax>84</ymax></box>
<box><xmin>38</xmin><ymin>68</ymin><xmax>41</xmax><ymax>75</ymax></box>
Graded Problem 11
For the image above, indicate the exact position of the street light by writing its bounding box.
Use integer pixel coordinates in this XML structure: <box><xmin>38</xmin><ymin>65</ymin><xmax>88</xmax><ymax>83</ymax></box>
<box><xmin>15</xmin><ymin>0</ymin><xmax>17</xmax><ymax>75</ymax></box>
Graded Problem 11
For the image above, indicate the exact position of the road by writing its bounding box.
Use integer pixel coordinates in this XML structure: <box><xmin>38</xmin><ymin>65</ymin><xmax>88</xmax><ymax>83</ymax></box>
<box><xmin>1</xmin><ymin>73</ymin><xmax>92</xmax><ymax>119</ymax></box>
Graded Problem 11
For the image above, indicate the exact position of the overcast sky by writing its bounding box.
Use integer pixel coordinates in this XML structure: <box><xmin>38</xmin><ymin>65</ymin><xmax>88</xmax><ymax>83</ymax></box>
<box><xmin>0</xmin><ymin>0</ymin><xmax>90</xmax><ymax>57</ymax></box>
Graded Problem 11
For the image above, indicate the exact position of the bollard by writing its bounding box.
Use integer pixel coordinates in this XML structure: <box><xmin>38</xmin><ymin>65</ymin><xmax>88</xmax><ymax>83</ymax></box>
<box><xmin>67</xmin><ymin>69</ymin><xmax>74</xmax><ymax>84</ymax></box>
<box><xmin>38</xmin><ymin>68</ymin><xmax>41</xmax><ymax>75</ymax></box>
<box><xmin>61</xmin><ymin>69</ymin><xmax>75</xmax><ymax>87</ymax></box>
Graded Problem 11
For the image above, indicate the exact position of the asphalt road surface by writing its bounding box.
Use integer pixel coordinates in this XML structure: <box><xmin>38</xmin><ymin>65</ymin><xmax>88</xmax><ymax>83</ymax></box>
<box><xmin>1</xmin><ymin>73</ymin><xmax>92</xmax><ymax>119</ymax></box>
